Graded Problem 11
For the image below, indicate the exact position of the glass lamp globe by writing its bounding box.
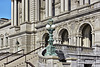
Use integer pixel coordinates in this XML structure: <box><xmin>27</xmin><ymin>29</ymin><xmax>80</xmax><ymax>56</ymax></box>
<box><xmin>51</xmin><ymin>24</ymin><xmax>56</xmax><ymax>29</ymax></box>
<box><xmin>46</xmin><ymin>24</ymin><xmax>50</xmax><ymax>29</ymax></box>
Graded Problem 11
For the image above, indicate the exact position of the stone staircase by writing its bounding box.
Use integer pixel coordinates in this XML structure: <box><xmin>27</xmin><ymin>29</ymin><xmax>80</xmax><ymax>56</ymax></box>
<box><xmin>0</xmin><ymin>49</ymin><xmax>24</xmax><ymax>67</ymax></box>
<box><xmin>0</xmin><ymin>44</ymin><xmax>95</xmax><ymax>67</ymax></box>
<box><xmin>3</xmin><ymin>46</ymin><xmax>43</xmax><ymax>67</ymax></box>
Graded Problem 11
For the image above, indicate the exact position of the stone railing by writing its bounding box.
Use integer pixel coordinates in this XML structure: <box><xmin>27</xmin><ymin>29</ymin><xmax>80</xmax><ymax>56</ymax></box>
<box><xmin>38</xmin><ymin>48</ymin><xmax>64</xmax><ymax>67</ymax></box>
<box><xmin>0</xmin><ymin>47</ymin><xmax>10</xmax><ymax>53</ymax></box>
<box><xmin>54</xmin><ymin>44</ymin><xmax>94</xmax><ymax>55</ymax></box>
<box><xmin>3</xmin><ymin>46</ymin><xmax>43</xmax><ymax>67</ymax></box>
<box><xmin>0</xmin><ymin>49</ymin><xmax>24</xmax><ymax>67</ymax></box>
<box><xmin>38</xmin><ymin>48</ymin><xmax>47</xmax><ymax>67</ymax></box>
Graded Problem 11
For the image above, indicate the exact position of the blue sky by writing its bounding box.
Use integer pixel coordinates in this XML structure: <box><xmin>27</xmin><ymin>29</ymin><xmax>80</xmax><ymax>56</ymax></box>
<box><xmin>0</xmin><ymin>0</ymin><xmax>11</xmax><ymax>19</ymax></box>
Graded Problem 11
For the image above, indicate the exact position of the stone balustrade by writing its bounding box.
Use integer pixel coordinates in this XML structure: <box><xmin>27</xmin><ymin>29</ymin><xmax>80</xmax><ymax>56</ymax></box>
<box><xmin>38</xmin><ymin>48</ymin><xmax>64</xmax><ymax>67</ymax></box>
<box><xmin>38</xmin><ymin>56</ymin><xmax>47</xmax><ymax>64</ymax></box>
<box><xmin>54</xmin><ymin>44</ymin><xmax>94</xmax><ymax>55</ymax></box>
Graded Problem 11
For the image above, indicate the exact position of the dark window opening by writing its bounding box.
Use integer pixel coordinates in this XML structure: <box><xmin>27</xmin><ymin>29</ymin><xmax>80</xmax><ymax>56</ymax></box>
<box><xmin>84</xmin><ymin>64</ymin><xmax>92</xmax><ymax>67</ymax></box>
<box><xmin>89</xmin><ymin>0</ymin><xmax>90</xmax><ymax>4</ymax></box>
<box><xmin>68</xmin><ymin>0</ymin><xmax>71</xmax><ymax>11</ymax></box>
<box><xmin>45</xmin><ymin>34</ymin><xmax>49</xmax><ymax>47</ymax></box>
<box><xmin>61</xmin><ymin>29</ymin><xmax>69</xmax><ymax>45</ymax></box>
<box><xmin>52</xmin><ymin>0</ymin><xmax>55</xmax><ymax>16</ymax></box>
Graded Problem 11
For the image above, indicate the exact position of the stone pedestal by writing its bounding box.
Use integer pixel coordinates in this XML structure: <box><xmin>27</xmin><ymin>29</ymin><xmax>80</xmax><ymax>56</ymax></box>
<box><xmin>93</xmin><ymin>44</ymin><xmax>100</xmax><ymax>55</ymax></box>
<box><xmin>46</xmin><ymin>56</ymin><xmax>59</xmax><ymax>67</ymax></box>
<box><xmin>66</xmin><ymin>58</ymin><xmax>77</xmax><ymax>67</ymax></box>
<box><xmin>20</xmin><ymin>22</ymin><xmax>31</xmax><ymax>32</ymax></box>
<box><xmin>38</xmin><ymin>56</ymin><xmax>64</xmax><ymax>67</ymax></box>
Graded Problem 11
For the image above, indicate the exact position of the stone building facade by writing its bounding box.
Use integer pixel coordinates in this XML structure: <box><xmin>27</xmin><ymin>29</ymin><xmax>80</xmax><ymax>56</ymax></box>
<box><xmin>0</xmin><ymin>18</ymin><xmax>10</xmax><ymax>52</ymax></box>
<box><xmin>0</xmin><ymin>0</ymin><xmax>100</xmax><ymax>67</ymax></box>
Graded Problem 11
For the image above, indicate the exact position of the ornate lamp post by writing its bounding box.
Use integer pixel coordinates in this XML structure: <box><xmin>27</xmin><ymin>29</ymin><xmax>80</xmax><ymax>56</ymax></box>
<box><xmin>45</xmin><ymin>19</ymin><xmax>57</xmax><ymax>56</ymax></box>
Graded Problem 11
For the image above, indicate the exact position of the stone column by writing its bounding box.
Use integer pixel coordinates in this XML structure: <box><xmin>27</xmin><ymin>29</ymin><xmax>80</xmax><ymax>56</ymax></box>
<box><xmin>22</xmin><ymin>0</ymin><xmax>25</xmax><ymax>23</ymax></box>
<box><xmin>11</xmin><ymin>0</ymin><xmax>14</xmax><ymax>26</ymax></box>
<box><xmin>45</xmin><ymin>0</ymin><xmax>49</xmax><ymax>18</ymax></box>
<box><xmin>73</xmin><ymin>36</ymin><xmax>77</xmax><ymax>46</ymax></box>
<box><xmin>86</xmin><ymin>38</ymin><xmax>88</xmax><ymax>47</ymax></box>
<box><xmin>53</xmin><ymin>38</ymin><xmax>62</xmax><ymax>44</ymax></box>
<box><xmin>69</xmin><ymin>35</ymin><xmax>71</xmax><ymax>45</ymax></box>
<box><xmin>80</xmin><ymin>0</ymin><xmax>84</xmax><ymax>6</ymax></box>
<box><xmin>85</xmin><ymin>0</ymin><xmax>89</xmax><ymax>5</ymax></box>
<box><xmin>36</xmin><ymin>0</ymin><xmax>39</xmax><ymax>21</ymax></box>
<box><xmin>18</xmin><ymin>1</ymin><xmax>20</xmax><ymax>25</ymax></box>
<box><xmin>65</xmin><ymin>0</ymin><xmax>69</xmax><ymax>11</ymax></box>
<box><xmin>49</xmin><ymin>0</ymin><xmax>52</xmax><ymax>17</ymax></box>
<box><xmin>14</xmin><ymin>0</ymin><xmax>18</xmax><ymax>26</ymax></box>
<box><xmin>0</xmin><ymin>38</ymin><xmax>1</xmax><ymax>48</ymax></box>
<box><xmin>92</xmin><ymin>32</ymin><xmax>95</xmax><ymax>47</ymax></box>
<box><xmin>61</xmin><ymin>0</ymin><xmax>65</xmax><ymax>12</ymax></box>
<box><xmin>25</xmin><ymin>0</ymin><xmax>29</xmax><ymax>22</ymax></box>
<box><xmin>77</xmin><ymin>35</ymin><xmax>80</xmax><ymax>46</ymax></box>
<box><xmin>79</xmin><ymin>37</ymin><xmax>82</xmax><ymax>46</ymax></box>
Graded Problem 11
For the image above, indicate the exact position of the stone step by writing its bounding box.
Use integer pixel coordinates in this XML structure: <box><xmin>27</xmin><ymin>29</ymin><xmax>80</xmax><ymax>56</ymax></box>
<box><xmin>0</xmin><ymin>55</ymin><xmax>22</xmax><ymax>67</ymax></box>
<box><xmin>5</xmin><ymin>54</ymin><xmax>38</xmax><ymax>67</ymax></box>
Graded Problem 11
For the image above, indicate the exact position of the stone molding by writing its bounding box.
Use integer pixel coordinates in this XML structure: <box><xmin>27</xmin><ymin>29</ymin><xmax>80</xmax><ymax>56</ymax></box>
<box><xmin>9</xmin><ymin>31</ymin><xmax>36</xmax><ymax>37</ymax></box>
<box><xmin>36</xmin><ymin>2</ymin><xmax>100</xmax><ymax>29</ymax></box>
<box><xmin>0</xmin><ymin>22</ymin><xmax>11</xmax><ymax>29</ymax></box>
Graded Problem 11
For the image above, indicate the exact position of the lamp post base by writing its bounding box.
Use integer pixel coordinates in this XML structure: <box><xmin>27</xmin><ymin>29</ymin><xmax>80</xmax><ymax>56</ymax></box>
<box><xmin>45</xmin><ymin>45</ymin><xmax>57</xmax><ymax>56</ymax></box>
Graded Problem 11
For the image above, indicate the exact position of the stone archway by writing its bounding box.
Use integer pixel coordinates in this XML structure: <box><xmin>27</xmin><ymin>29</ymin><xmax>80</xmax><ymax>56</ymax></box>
<box><xmin>42</xmin><ymin>33</ymin><xmax>49</xmax><ymax>47</ymax></box>
<box><xmin>79</xmin><ymin>24</ymin><xmax>92</xmax><ymax>47</ymax></box>
<box><xmin>59</xmin><ymin>29</ymin><xmax>69</xmax><ymax>45</ymax></box>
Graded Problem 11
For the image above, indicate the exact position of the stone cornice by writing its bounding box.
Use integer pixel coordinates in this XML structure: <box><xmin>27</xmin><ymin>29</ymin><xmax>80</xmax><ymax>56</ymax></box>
<box><xmin>0</xmin><ymin>22</ymin><xmax>11</xmax><ymax>29</ymax></box>
<box><xmin>9</xmin><ymin>31</ymin><xmax>37</xmax><ymax>37</ymax></box>
<box><xmin>20</xmin><ymin>22</ymin><xmax>33</xmax><ymax>25</ymax></box>
<box><xmin>36</xmin><ymin>1</ymin><xmax>100</xmax><ymax>29</ymax></box>
<box><xmin>10</xmin><ymin>26</ymin><xmax>20</xmax><ymax>29</ymax></box>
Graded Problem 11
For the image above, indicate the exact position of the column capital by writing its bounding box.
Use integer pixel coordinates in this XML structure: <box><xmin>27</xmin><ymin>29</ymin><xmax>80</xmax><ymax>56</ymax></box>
<box><xmin>76</xmin><ymin>34</ymin><xmax>82</xmax><ymax>38</ymax></box>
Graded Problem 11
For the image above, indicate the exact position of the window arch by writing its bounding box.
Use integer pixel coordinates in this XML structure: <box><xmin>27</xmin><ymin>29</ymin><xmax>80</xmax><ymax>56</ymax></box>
<box><xmin>59</xmin><ymin>29</ymin><xmax>69</xmax><ymax>45</ymax></box>
<box><xmin>79</xmin><ymin>24</ymin><xmax>92</xmax><ymax>47</ymax></box>
<box><xmin>42</xmin><ymin>33</ymin><xmax>49</xmax><ymax>47</ymax></box>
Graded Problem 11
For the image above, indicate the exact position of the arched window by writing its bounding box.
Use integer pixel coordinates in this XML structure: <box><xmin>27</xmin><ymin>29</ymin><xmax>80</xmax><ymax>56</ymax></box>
<box><xmin>81</xmin><ymin>24</ymin><xmax>92</xmax><ymax>47</ymax></box>
<box><xmin>59</xmin><ymin>29</ymin><xmax>69</xmax><ymax>45</ymax></box>
<box><xmin>42</xmin><ymin>33</ymin><xmax>49</xmax><ymax>47</ymax></box>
